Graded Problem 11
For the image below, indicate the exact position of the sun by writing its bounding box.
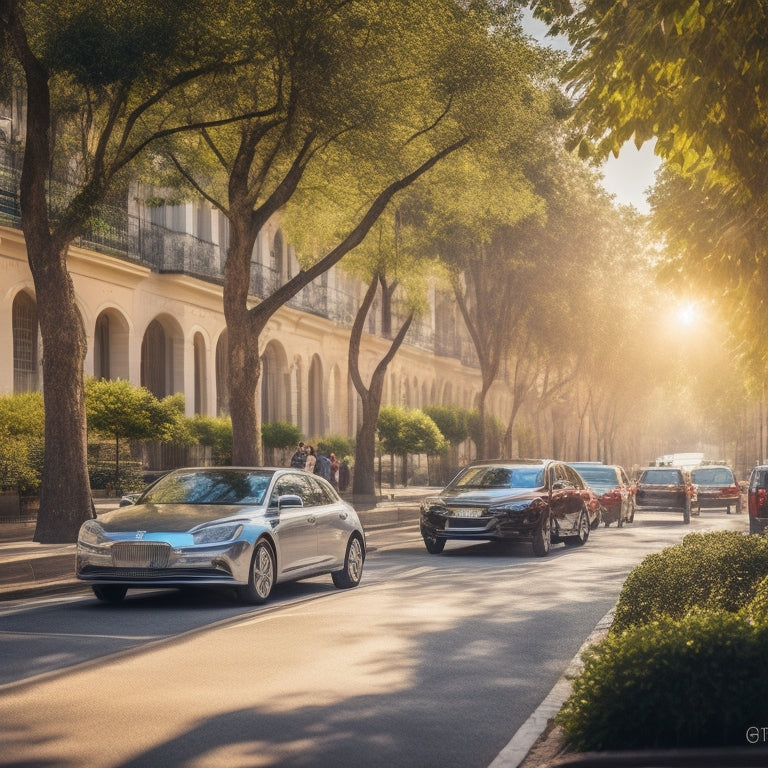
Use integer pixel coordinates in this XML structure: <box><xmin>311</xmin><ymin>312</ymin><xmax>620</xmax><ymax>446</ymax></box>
<box><xmin>675</xmin><ymin>302</ymin><xmax>699</xmax><ymax>328</ymax></box>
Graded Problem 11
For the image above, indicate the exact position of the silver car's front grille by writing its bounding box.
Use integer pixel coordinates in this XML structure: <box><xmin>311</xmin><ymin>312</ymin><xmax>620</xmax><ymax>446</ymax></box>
<box><xmin>111</xmin><ymin>542</ymin><xmax>171</xmax><ymax>568</ymax></box>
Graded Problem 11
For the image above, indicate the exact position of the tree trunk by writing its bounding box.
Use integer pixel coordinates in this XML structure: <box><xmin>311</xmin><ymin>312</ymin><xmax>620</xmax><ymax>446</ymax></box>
<box><xmin>28</xmin><ymin>241</ymin><xmax>94</xmax><ymax>542</ymax></box>
<box><xmin>349</xmin><ymin>273</ymin><xmax>413</xmax><ymax>497</ymax></box>
<box><xmin>224</xmin><ymin>217</ymin><xmax>264</xmax><ymax>466</ymax></box>
<box><xmin>13</xmin><ymin>21</ymin><xmax>94</xmax><ymax>543</ymax></box>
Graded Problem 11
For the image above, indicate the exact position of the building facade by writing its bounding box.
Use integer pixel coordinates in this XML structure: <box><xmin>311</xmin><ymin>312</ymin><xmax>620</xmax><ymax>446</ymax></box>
<box><xmin>1</xmin><ymin>186</ymin><xmax>513</xmax><ymax>449</ymax></box>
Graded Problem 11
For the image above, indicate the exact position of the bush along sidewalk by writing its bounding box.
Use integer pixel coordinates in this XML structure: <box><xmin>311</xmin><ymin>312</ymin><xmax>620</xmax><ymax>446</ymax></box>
<box><xmin>557</xmin><ymin>531</ymin><xmax>768</xmax><ymax>752</ymax></box>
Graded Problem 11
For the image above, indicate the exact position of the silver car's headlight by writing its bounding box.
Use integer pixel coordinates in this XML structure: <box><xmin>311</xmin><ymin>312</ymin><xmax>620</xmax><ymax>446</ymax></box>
<box><xmin>78</xmin><ymin>519</ymin><xmax>108</xmax><ymax>546</ymax></box>
<box><xmin>192</xmin><ymin>523</ymin><xmax>244</xmax><ymax>545</ymax></box>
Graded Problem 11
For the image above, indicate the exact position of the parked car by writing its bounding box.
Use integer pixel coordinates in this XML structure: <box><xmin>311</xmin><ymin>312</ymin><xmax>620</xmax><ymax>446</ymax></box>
<box><xmin>748</xmin><ymin>465</ymin><xmax>768</xmax><ymax>534</ymax></box>
<box><xmin>634</xmin><ymin>466</ymin><xmax>694</xmax><ymax>523</ymax></box>
<box><xmin>419</xmin><ymin>459</ymin><xmax>601</xmax><ymax>558</ymax></box>
<box><xmin>76</xmin><ymin>467</ymin><xmax>366</xmax><ymax>604</ymax></box>
<box><xmin>690</xmin><ymin>465</ymin><xmax>741</xmax><ymax>514</ymax></box>
<box><xmin>569</xmin><ymin>462</ymin><xmax>635</xmax><ymax>527</ymax></box>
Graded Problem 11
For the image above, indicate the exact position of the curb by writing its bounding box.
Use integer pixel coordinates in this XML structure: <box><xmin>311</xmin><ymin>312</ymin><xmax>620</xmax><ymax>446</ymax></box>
<box><xmin>488</xmin><ymin>608</ymin><xmax>614</xmax><ymax>768</ymax></box>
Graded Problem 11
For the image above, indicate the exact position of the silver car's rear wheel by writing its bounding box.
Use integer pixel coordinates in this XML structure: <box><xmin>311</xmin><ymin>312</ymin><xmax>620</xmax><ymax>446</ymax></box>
<box><xmin>332</xmin><ymin>534</ymin><xmax>365</xmax><ymax>588</ymax></box>
<box><xmin>238</xmin><ymin>539</ymin><xmax>275</xmax><ymax>605</ymax></box>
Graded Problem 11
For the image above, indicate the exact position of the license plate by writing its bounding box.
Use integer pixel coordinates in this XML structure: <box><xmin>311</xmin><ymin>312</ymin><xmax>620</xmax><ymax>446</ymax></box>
<box><xmin>451</xmin><ymin>508</ymin><xmax>484</xmax><ymax>518</ymax></box>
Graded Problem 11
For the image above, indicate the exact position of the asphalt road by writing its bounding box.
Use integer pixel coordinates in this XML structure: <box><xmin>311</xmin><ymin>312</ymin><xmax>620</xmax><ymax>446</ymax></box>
<box><xmin>0</xmin><ymin>510</ymin><xmax>747</xmax><ymax>768</ymax></box>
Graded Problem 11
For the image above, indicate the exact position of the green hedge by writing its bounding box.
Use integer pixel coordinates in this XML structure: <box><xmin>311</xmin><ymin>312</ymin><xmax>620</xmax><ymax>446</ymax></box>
<box><xmin>558</xmin><ymin>610</ymin><xmax>768</xmax><ymax>751</ymax></box>
<box><xmin>612</xmin><ymin>531</ymin><xmax>768</xmax><ymax>633</ymax></box>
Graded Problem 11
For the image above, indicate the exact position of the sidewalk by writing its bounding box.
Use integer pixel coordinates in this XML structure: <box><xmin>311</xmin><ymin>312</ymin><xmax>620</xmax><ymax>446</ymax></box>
<box><xmin>0</xmin><ymin>487</ymin><xmax>431</xmax><ymax>601</ymax></box>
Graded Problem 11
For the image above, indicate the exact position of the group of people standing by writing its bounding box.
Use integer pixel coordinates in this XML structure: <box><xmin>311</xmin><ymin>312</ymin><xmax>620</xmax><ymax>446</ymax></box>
<box><xmin>289</xmin><ymin>441</ymin><xmax>348</xmax><ymax>491</ymax></box>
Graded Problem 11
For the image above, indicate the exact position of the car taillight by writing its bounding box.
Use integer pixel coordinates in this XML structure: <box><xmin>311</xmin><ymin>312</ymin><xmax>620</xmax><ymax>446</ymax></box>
<box><xmin>721</xmin><ymin>485</ymin><xmax>739</xmax><ymax>497</ymax></box>
<box><xmin>601</xmin><ymin>490</ymin><xmax>621</xmax><ymax>503</ymax></box>
<box><xmin>749</xmin><ymin>489</ymin><xmax>768</xmax><ymax>517</ymax></box>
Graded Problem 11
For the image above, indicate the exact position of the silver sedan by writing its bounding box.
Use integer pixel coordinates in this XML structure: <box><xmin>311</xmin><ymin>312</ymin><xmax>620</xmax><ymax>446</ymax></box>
<box><xmin>76</xmin><ymin>467</ymin><xmax>366</xmax><ymax>604</ymax></box>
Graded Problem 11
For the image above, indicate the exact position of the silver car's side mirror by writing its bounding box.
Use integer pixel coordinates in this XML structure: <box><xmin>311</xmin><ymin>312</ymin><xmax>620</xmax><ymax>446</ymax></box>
<box><xmin>278</xmin><ymin>494</ymin><xmax>304</xmax><ymax>509</ymax></box>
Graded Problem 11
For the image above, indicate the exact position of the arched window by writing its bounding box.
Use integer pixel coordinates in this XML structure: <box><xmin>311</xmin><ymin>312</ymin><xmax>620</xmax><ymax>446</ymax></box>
<box><xmin>308</xmin><ymin>354</ymin><xmax>324</xmax><ymax>437</ymax></box>
<box><xmin>193</xmin><ymin>332</ymin><xmax>207</xmax><ymax>415</ymax></box>
<box><xmin>141</xmin><ymin>320</ymin><xmax>167</xmax><ymax>398</ymax></box>
<box><xmin>93</xmin><ymin>309</ymin><xmax>129</xmax><ymax>381</ymax></box>
<box><xmin>12</xmin><ymin>291</ymin><xmax>39</xmax><ymax>393</ymax></box>
<box><xmin>216</xmin><ymin>331</ymin><xmax>229</xmax><ymax>416</ymax></box>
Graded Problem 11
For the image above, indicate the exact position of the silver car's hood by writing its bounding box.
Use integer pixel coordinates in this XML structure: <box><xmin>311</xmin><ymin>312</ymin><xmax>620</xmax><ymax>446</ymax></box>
<box><xmin>95</xmin><ymin>504</ymin><xmax>265</xmax><ymax>533</ymax></box>
<box><xmin>435</xmin><ymin>487</ymin><xmax>543</xmax><ymax>505</ymax></box>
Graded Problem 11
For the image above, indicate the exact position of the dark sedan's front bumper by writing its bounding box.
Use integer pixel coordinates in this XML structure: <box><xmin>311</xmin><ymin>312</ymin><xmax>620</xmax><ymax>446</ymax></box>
<box><xmin>419</xmin><ymin>505</ymin><xmax>543</xmax><ymax>543</ymax></box>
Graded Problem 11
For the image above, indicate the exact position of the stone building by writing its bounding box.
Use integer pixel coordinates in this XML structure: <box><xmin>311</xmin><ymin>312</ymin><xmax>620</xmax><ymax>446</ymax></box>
<box><xmin>1</xmin><ymin>148</ymin><xmax>513</xmax><ymax>454</ymax></box>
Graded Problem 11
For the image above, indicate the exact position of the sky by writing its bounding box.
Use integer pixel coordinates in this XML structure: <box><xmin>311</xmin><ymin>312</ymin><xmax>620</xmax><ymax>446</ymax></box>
<box><xmin>521</xmin><ymin>10</ymin><xmax>662</xmax><ymax>213</ymax></box>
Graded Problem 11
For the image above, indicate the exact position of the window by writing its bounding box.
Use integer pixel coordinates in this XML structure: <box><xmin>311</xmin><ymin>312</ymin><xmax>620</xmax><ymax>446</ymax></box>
<box><xmin>12</xmin><ymin>291</ymin><xmax>38</xmax><ymax>393</ymax></box>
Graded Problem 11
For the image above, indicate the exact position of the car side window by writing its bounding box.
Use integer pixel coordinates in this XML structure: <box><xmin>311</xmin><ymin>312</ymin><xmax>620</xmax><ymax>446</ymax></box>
<box><xmin>307</xmin><ymin>475</ymin><xmax>335</xmax><ymax>506</ymax></box>
<box><xmin>550</xmin><ymin>464</ymin><xmax>567</xmax><ymax>487</ymax></box>
<box><xmin>273</xmin><ymin>474</ymin><xmax>316</xmax><ymax>507</ymax></box>
<box><xmin>564</xmin><ymin>465</ymin><xmax>584</xmax><ymax>489</ymax></box>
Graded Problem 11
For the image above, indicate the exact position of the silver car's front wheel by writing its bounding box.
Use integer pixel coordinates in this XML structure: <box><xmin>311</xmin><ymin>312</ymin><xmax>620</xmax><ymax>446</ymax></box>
<box><xmin>238</xmin><ymin>539</ymin><xmax>275</xmax><ymax>605</ymax></box>
<box><xmin>332</xmin><ymin>534</ymin><xmax>365</xmax><ymax>589</ymax></box>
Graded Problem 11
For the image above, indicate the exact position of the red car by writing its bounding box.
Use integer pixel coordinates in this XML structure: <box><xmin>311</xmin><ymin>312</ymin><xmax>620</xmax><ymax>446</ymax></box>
<box><xmin>748</xmin><ymin>465</ymin><xmax>768</xmax><ymax>534</ymax></box>
<box><xmin>569</xmin><ymin>462</ymin><xmax>635</xmax><ymax>527</ymax></box>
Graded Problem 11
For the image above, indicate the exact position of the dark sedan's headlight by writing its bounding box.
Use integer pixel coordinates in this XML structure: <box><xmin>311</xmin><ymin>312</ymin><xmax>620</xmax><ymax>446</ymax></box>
<box><xmin>192</xmin><ymin>523</ymin><xmax>244</xmax><ymax>545</ymax></box>
<box><xmin>489</xmin><ymin>501</ymin><xmax>532</xmax><ymax>514</ymax></box>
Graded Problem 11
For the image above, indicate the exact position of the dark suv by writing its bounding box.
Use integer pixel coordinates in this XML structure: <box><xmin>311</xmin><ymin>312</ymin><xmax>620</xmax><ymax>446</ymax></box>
<box><xmin>748</xmin><ymin>465</ymin><xmax>768</xmax><ymax>534</ymax></box>
<box><xmin>420</xmin><ymin>459</ymin><xmax>601</xmax><ymax>557</ymax></box>
<box><xmin>634</xmin><ymin>466</ymin><xmax>694</xmax><ymax>524</ymax></box>
<box><xmin>690</xmin><ymin>465</ymin><xmax>741</xmax><ymax>515</ymax></box>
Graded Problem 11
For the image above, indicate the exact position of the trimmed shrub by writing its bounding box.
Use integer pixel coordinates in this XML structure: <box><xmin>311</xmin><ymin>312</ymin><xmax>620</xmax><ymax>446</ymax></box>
<box><xmin>612</xmin><ymin>531</ymin><xmax>768</xmax><ymax>633</ymax></box>
<box><xmin>742</xmin><ymin>573</ymin><xmax>768</xmax><ymax>624</ymax></box>
<box><xmin>557</xmin><ymin>611</ymin><xmax>768</xmax><ymax>751</ymax></box>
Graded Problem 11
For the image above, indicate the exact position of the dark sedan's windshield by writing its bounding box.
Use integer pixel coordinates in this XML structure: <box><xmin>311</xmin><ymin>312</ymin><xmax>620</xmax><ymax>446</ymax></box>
<box><xmin>450</xmin><ymin>465</ymin><xmax>544</xmax><ymax>490</ymax></box>
<box><xmin>140</xmin><ymin>470</ymin><xmax>272</xmax><ymax>505</ymax></box>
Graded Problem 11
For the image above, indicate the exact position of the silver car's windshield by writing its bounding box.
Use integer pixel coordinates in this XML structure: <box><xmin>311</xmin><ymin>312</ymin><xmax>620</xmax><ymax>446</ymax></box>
<box><xmin>451</xmin><ymin>466</ymin><xmax>544</xmax><ymax>489</ymax></box>
<box><xmin>140</xmin><ymin>470</ymin><xmax>272</xmax><ymax>505</ymax></box>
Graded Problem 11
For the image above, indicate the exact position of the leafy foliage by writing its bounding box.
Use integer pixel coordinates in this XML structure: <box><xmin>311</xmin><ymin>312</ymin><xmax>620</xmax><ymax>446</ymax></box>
<box><xmin>557</xmin><ymin>611</ymin><xmax>768</xmax><ymax>751</ymax></box>
<box><xmin>0</xmin><ymin>393</ymin><xmax>45</xmax><ymax>492</ymax></box>
<box><xmin>188</xmin><ymin>416</ymin><xmax>232</xmax><ymax>466</ymax></box>
<box><xmin>377</xmin><ymin>406</ymin><xmax>448</xmax><ymax>457</ymax></box>
<box><xmin>261</xmin><ymin>421</ymin><xmax>302</xmax><ymax>451</ymax></box>
<box><xmin>612</xmin><ymin>531</ymin><xmax>768</xmax><ymax>633</ymax></box>
<box><xmin>422</xmin><ymin>405</ymin><xmax>470</xmax><ymax>447</ymax></box>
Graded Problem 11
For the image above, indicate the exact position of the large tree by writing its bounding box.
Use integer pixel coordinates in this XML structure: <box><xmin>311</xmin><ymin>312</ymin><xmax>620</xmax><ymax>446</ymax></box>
<box><xmin>162</xmin><ymin>0</ymin><xmax>540</xmax><ymax>472</ymax></box>
<box><xmin>0</xmin><ymin>0</ymin><xmax>249</xmax><ymax>541</ymax></box>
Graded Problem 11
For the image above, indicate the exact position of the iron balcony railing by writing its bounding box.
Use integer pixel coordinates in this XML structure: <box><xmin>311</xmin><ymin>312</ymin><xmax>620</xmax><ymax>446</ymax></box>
<box><xmin>0</xmin><ymin>143</ymin><xmax>475</xmax><ymax>365</ymax></box>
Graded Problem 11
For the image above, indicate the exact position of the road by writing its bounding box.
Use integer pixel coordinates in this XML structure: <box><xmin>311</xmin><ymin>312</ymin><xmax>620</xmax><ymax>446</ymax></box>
<box><xmin>0</xmin><ymin>510</ymin><xmax>747</xmax><ymax>768</ymax></box>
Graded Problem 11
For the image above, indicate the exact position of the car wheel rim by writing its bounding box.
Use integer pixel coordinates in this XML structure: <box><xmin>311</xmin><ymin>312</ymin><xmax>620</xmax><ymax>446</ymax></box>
<box><xmin>253</xmin><ymin>545</ymin><xmax>273</xmax><ymax>598</ymax></box>
<box><xmin>348</xmin><ymin>538</ymin><xmax>363</xmax><ymax>582</ymax></box>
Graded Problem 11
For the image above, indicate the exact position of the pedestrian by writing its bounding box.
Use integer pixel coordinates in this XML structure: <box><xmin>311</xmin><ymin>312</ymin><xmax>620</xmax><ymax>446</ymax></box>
<box><xmin>290</xmin><ymin>442</ymin><xmax>306</xmax><ymax>469</ymax></box>
<box><xmin>330</xmin><ymin>453</ymin><xmax>340</xmax><ymax>489</ymax></box>
<box><xmin>304</xmin><ymin>445</ymin><xmax>317</xmax><ymax>473</ymax></box>
<box><xmin>339</xmin><ymin>459</ymin><xmax>350</xmax><ymax>492</ymax></box>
